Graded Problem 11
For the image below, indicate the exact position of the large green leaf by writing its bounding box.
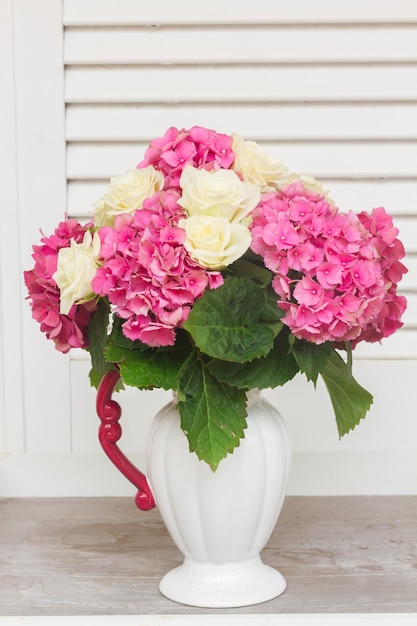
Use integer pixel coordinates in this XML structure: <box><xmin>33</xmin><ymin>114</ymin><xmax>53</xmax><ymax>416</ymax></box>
<box><xmin>320</xmin><ymin>349</ymin><xmax>373</xmax><ymax>437</ymax></box>
<box><xmin>116</xmin><ymin>349</ymin><xmax>185</xmax><ymax>390</ymax></box>
<box><xmin>183</xmin><ymin>277</ymin><xmax>276</xmax><ymax>362</ymax></box>
<box><xmin>207</xmin><ymin>329</ymin><xmax>299</xmax><ymax>390</ymax></box>
<box><xmin>291</xmin><ymin>339</ymin><xmax>332</xmax><ymax>385</ymax></box>
<box><xmin>177</xmin><ymin>352</ymin><xmax>248</xmax><ymax>470</ymax></box>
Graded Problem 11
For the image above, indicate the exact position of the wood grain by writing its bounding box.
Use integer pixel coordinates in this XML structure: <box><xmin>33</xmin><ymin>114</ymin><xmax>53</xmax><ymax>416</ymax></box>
<box><xmin>0</xmin><ymin>496</ymin><xmax>415</xmax><ymax>616</ymax></box>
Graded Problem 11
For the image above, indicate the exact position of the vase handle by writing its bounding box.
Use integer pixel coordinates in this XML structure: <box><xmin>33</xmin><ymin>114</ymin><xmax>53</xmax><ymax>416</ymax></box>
<box><xmin>95</xmin><ymin>369</ymin><xmax>156</xmax><ymax>511</ymax></box>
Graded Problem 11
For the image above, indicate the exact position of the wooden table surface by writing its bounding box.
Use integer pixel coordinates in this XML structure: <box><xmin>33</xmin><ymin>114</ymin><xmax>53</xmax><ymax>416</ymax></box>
<box><xmin>0</xmin><ymin>496</ymin><xmax>416</xmax><ymax>616</ymax></box>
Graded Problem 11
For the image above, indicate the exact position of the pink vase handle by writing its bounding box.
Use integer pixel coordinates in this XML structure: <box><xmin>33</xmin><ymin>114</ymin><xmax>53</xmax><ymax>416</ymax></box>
<box><xmin>96</xmin><ymin>369</ymin><xmax>156</xmax><ymax>511</ymax></box>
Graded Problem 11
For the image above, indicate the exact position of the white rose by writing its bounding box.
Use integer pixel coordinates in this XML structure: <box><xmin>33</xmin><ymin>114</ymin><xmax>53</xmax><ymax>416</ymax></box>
<box><xmin>93</xmin><ymin>166</ymin><xmax>164</xmax><ymax>226</ymax></box>
<box><xmin>179</xmin><ymin>215</ymin><xmax>251</xmax><ymax>270</ymax></box>
<box><xmin>179</xmin><ymin>166</ymin><xmax>260</xmax><ymax>223</ymax></box>
<box><xmin>54</xmin><ymin>231</ymin><xmax>101</xmax><ymax>315</ymax></box>
<box><xmin>231</xmin><ymin>133</ymin><xmax>289</xmax><ymax>192</ymax></box>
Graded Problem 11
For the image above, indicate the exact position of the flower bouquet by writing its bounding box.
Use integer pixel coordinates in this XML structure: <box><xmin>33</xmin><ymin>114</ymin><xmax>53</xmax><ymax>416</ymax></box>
<box><xmin>24</xmin><ymin>126</ymin><xmax>407</xmax><ymax>470</ymax></box>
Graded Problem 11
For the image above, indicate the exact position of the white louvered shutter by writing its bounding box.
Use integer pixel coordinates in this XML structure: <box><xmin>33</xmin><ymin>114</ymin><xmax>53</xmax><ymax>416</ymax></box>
<box><xmin>3</xmin><ymin>0</ymin><xmax>416</xmax><ymax>495</ymax></box>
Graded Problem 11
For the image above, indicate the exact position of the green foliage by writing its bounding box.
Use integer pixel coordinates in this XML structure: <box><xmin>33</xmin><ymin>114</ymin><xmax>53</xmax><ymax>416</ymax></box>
<box><xmin>227</xmin><ymin>255</ymin><xmax>273</xmax><ymax>287</ymax></box>
<box><xmin>320</xmin><ymin>349</ymin><xmax>374</xmax><ymax>437</ymax></box>
<box><xmin>207</xmin><ymin>328</ymin><xmax>298</xmax><ymax>390</ymax></box>
<box><xmin>177</xmin><ymin>351</ymin><xmax>248</xmax><ymax>471</ymax></box>
<box><xmin>183</xmin><ymin>277</ymin><xmax>279</xmax><ymax>362</ymax></box>
<box><xmin>87</xmin><ymin>298</ymin><xmax>117</xmax><ymax>388</ymax></box>
<box><xmin>87</xmin><ymin>280</ymin><xmax>375</xmax><ymax>469</ymax></box>
<box><xmin>105</xmin><ymin>322</ymin><xmax>191</xmax><ymax>390</ymax></box>
<box><xmin>291</xmin><ymin>339</ymin><xmax>332</xmax><ymax>385</ymax></box>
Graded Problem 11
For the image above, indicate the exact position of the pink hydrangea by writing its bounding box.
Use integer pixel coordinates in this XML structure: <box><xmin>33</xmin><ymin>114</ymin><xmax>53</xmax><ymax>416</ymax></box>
<box><xmin>92</xmin><ymin>191</ymin><xmax>223</xmax><ymax>347</ymax></box>
<box><xmin>250</xmin><ymin>182</ymin><xmax>407</xmax><ymax>345</ymax></box>
<box><xmin>24</xmin><ymin>219</ymin><xmax>97</xmax><ymax>353</ymax></box>
<box><xmin>137</xmin><ymin>126</ymin><xmax>235</xmax><ymax>188</ymax></box>
<box><xmin>349</xmin><ymin>207</ymin><xmax>408</xmax><ymax>345</ymax></box>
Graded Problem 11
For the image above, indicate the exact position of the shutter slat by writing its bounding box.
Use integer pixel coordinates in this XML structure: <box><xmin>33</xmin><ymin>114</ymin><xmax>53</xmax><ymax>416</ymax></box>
<box><xmin>354</xmin><ymin>329</ymin><xmax>417</xmax><ymax>358</ymax></box>
<box><xmin>398</xmin><ymin>258</ymin><xmax>417</xmax><ymax>290</ymax></box>
<box><xmin>66</xmin><ymin>141</ymin><xmax>417</xmax><ymax>179</ymax></box>
<box><xmin>63</xmin><ymin>0</ymin><xmax>417</xmax><ymax>26</ymax></box>
<box><xmin>402</xmin><ymin>294</ymin><xmax>417</xmax><ymax>326</ymax></box>
<box><xmin>66</xmin><ymin>104</ymin><xmax>417</xmax><ymax>141</ymax></box>
<box><xmin>64</xmin><ymin>26</ymin><xmax>417</xmax><ymax>65</ymax></box>
<box><xmin>388</xmin><ymin>218</ymin><xmax>417</xmax><ymax>254</ymax></box>
<box><xmin>65</xmin><ymin>66</ymin><xmax>417</xmax><ymax>103</ymax></box>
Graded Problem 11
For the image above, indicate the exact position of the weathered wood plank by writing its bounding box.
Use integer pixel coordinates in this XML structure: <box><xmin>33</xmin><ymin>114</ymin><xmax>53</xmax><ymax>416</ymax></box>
<box><xmin>1</xmin><ymin>497</ymin><xmax>416</xmax><ymax>615</ymax></box>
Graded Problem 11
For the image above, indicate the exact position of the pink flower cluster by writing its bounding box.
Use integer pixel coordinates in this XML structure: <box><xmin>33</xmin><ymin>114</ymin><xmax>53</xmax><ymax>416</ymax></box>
<box><xmin>24</xmin><ymin>219</ymin><xmax>97</xmax><ymax>353</ymax></box>
<box><xmin>25</xmin><ymin>126</ymin><xmax>407</xmax><ymax>356</ymax></box>
<box><xmin>92</xmin><ymin>191</ymin><xmax>223</xmax><ymax>347</ymax></box>
<box><xmin>138</xmin><ymin>126</ymin><xmax>235</xmax><ymax>188</ymax></box>
<box><xmin>353</xmin><ymin>207</ymin><xmax>408</xmax><ymax>345</ymax></box>
<box><xmin>250</xmin><ymin>182</ymin><xmax>407</xmax><ymax>345</ymax></box>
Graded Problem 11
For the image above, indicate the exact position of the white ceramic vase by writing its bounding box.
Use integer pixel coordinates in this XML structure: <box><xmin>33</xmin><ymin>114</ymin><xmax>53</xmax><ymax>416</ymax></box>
<box><xmin>146</xmin><ymin>390</ymin><xmax>291</xmax><ymax>608</ymax></box>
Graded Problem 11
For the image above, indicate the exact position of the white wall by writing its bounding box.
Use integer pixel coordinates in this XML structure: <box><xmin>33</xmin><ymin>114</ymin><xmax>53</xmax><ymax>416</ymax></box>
<box><xmin>1</xmin><ymin>0</ymin><xmax>416</xmax><ymax>497</ymax></box>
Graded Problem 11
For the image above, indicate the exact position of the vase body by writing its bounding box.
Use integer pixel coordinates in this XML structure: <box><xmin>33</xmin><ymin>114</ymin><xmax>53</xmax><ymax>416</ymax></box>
<box><xmin>146</xmin><ymin>390</ymin><xmax>291</xmax><ymax>608</ymax></box>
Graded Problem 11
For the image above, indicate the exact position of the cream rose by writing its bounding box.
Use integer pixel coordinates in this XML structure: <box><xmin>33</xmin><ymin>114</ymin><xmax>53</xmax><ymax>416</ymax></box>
<box><xmin>179</xmin><ymin>215</ymin><xmax>251</xmax><ymax>270</ymax></box>
<box><xmin>231</xmin><ymin>133</ymin><xmax>289</xmax><ymax>192</ymax></box>
<box><xmin>179</xmin><ymin>166</ymin><xmax>260</xmax><ymax>223</ymax></box>
<box><xmin>54</xmin><ymin>231</ymin><xmax>101</xmax><ymax>315</ymax></box>
<box><xmin>93</xmin><ymin>166</ymin><xmax>164</xmax><ymax>226</ymax></box>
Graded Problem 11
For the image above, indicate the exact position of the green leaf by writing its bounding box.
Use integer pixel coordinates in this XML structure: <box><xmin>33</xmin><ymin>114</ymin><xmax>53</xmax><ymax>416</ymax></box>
<box><xmin>183</xmin><ymin>277</ymin><xmax>275</xmax><ymax>362</ymax></box>
<box><xmin>105</xmin><ymin>315</ymin><xmax>148</xmax><ymax>363</ymax></box>
<box><xmin>260</xmin><ymin>288</ymin><xmax>286</xmax><ymax>325</ymax></box>
<box><xmin>118</xmin><ymin>350</ymin><xmax>182</xmax><ymax>390</ymax></box>
<box><xmin>207</xmin><ymin>329</ymin><xmax>299</xmax><ymax>390</ymax></box>
<box><xmin>86</xmin><ymin>298</ymin><xmax>116</xmax><ymax>388</ymax></box>
<box><xmin>320</xmin><ymin>349</ymin><xmax>373</xmax><ymax>437</ymax></box>
<box><xmin>105</xmin><ymin>323</ymin><xmax>191</xmax><ymax>390</ymax></box>
<box><xmin>177</xmin><ymin>351</ymin><xmax>248</xmax><ymax>471</ymax></box>
<box><xmin>291</xmin><ymin>339</ymin><xmax>332</xmax><ymax>385</ymax></box>
<box><xmin>227</xmin><ymin>256</ymin><xmax>273</xmax><ymax>287</ymax></box>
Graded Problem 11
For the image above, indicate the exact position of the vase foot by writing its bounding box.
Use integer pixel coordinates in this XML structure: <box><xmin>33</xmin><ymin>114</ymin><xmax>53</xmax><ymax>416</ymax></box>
<box><xmin>159</xmin><ymin>556</ymin><xmax>286</xmax><ymax>608</ymax></box>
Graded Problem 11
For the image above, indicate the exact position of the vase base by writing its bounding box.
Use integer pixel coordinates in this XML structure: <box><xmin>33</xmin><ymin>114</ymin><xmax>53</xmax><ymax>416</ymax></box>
<box><xmin>159</xmin><ymin>556</ymin><xmax>286</xmax><ymax>608</ymax></box>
